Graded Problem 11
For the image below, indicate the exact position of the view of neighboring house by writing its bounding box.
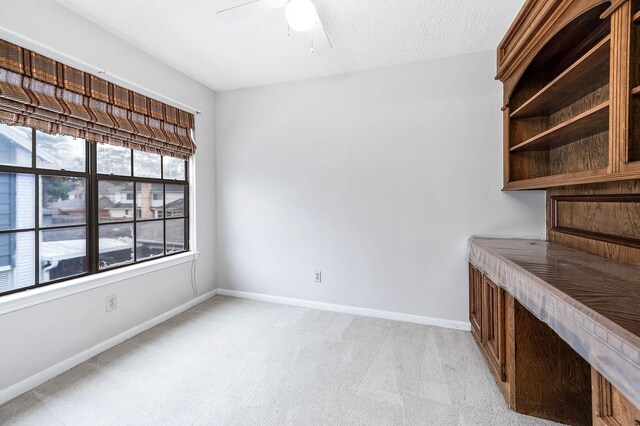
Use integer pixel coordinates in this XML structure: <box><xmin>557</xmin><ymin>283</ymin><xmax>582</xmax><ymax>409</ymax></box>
<box><xmin>0</xmin><ymin>125</ymin><xmax>38</xmax><ymax>293</ymax></box>
<box><xmin>98</xmin><ymin>181</ymin><xmax>184</xmax><ymax>221</ymax></box>
<box><xmin>0</xmin><ymin>125</ymin><xmax>185</xmax><ymax>291</ymax></box>
<box><xmin>98</xmin><ymin>182</ymin><xmax>134</xmax><ymax>221</ymax></box>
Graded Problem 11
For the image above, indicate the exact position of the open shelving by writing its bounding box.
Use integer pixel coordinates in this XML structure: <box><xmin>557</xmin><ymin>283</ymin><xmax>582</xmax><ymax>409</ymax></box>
<box><xmin>503</xmin><ymin>2</ymin><xmax>612</xmax><ymax>189</ymax></box>
<box><xmin>510</xmin><ymin>36</ymin><xmax>610</xmax><ymax>120</ymax></box>
<box><xmin>498</xmin><ymin>0</ymin><xmax>640</xmax><ymax>189</ymax></box>
<box><xmin>510</xmin><ymin>102</ymin><xmax>609</xmax><ymax>153</ymax></box>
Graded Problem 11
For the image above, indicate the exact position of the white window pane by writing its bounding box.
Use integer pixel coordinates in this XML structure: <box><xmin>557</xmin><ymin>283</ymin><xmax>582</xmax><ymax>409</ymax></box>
<box><xmin>163</xmin><ymin>157</ymin><xmax>185</xmax><ymax>180</ymax></box>
<box><xmin>99</xmin><ymin>181</ymin><xmax>133</xmax><ymax>223</ymax></box>
<box><xmin>97</xmin><ymin>144</ymin><xmax>131</xmax><ymax>176</ymax></box>
<box><xmin>136</xmin><ymin>221</ymin><xmax>163</xmax><ymax>260</ymax></box>
<box><xmin>0</xmin><ymin>232</ymin><xmax>35</xmax><ymax>293</ymax></box>
<box><xmin>0</xmin><ymin>124</ymin><xmax>32</xmax><ymax>168</ymax></box>
<box><xmin>40</xmin><ymin>176</ymin><xmax>86</xmax><ymax>227</ymax></box>
<box><xmin>36</xmin><ymin>132</ymin><xmax>85</xmax><ymax>172</ymax></box>
<box><xmin>133</xmin><ymin>151</ymin><xmax>161</xmax><ymax>178</ymax></box>
<box><xmin>40</xmin><ymin>227</ymin><xmax>87</xmax><ymax>283</ymax></box>
<box><xmin>99</xmin><ymin>223</ymin><xmax>134</xmax><ymax>269</ymax></box>
<box><xmin>0</xmin><ymin>173</ymin><xmax>35</xmax><ymax>231</ymax></box>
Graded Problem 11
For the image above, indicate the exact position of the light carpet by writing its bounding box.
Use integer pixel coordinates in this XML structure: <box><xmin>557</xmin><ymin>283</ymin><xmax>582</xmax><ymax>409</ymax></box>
<box><xmin>0</xmin><ymin>295</ymin><xmax>561</xmax><ymax>425</ymax></box>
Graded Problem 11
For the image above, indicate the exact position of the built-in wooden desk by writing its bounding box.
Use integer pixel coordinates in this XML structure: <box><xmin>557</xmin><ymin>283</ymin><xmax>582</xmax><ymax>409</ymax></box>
<box><xmin>468</xmin><ymin>237</ymin><xmax>640</xmax><ymax>426</ymax></box>
<box><xmin>492</xmin><ymin>1</ymin><xmax>640</xmax><ymax>423</ymax></box>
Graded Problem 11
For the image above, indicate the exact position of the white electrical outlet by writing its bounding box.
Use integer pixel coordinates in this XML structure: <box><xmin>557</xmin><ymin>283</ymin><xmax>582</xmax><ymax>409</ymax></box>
<box><xmin>314</xmin><ymin>270</ymin><xmax>322</xmax><ymax>283</ymax></box>
<box><xmin>106</xmin><ymin>294</ymin><xmax>117</xmax><ymax>312</ymax></box>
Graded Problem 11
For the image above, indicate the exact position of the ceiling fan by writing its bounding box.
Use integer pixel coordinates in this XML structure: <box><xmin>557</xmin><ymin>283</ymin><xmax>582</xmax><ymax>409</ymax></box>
<box><xmin>217</xmin><ymin>0</ymin><xmax>332</xmax><ymax>54</ymax></box>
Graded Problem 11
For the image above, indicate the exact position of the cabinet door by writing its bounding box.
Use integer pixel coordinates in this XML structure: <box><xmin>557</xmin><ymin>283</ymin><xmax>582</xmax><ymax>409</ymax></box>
<box><xmin>468</xmin><ymin>264</ymin><xmax>483</xmax><ymax>343</ymax></box>
<box><xmin>592</xmin><ymin>368</ymin><xmax>640</xmax><ymax>426</ymax></box>
<box><xmin>482</xmin><ymin>276</ymin><xmax>507</xmax><ymax>382</ymax></box>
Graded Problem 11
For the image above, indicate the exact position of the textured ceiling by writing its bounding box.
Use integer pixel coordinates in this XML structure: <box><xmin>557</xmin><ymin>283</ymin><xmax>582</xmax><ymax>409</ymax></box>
<box><xmin>53</xmin><ymin>0</ymin><xmax>526</xmax><ymax>91</ymax></box>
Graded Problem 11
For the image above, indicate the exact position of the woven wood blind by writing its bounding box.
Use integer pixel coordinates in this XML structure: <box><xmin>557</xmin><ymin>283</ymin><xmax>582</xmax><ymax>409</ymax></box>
<box><xmin>0</xmin><ymin>39</ymin><xmax>196</xmax><ymax>159</ymax></box>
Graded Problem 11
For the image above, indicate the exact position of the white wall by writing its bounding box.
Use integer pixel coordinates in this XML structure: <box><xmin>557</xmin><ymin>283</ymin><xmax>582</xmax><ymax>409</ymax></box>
<box><xmin>0</xmin><ymin>0</ymin><xmax>216</xmax><ymax>393</ymax></box>
<box><xmin>216</xmin><ymin>50</ymin><xmax>545</xmax><ymax>324</ymax></box>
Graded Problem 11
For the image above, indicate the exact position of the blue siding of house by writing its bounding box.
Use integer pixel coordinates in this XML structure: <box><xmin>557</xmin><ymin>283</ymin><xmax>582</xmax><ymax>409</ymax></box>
<box><xmin>0</xmin><ymin>173</ymin><xmax>15</xmax><ymax>268</ymax></box>
<box><xmin>0</xmin><ymin>136</ymin><xmax>18</xmax><ymax>268</ymax></box>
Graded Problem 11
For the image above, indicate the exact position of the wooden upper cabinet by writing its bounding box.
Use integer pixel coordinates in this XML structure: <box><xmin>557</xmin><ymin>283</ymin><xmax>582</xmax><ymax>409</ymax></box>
<box><xmin>497</xmin><ymin>0</ymin><xmax>640</xmax><ymax>190</ymax></box>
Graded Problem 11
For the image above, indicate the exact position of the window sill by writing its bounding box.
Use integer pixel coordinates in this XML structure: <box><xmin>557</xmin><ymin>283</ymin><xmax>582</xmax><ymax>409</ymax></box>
<box><xmin>0</xmin><ymin>251</ymin><xmax>200</xmax><ymax>315</ymax></box>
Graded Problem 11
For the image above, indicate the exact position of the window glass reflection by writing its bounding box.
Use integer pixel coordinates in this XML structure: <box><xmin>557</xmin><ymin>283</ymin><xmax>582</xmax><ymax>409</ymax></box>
<box><xmin>163</xmin><ymin>157</ymin><xmax>185</xmax><ymax>180</ymax></box>
<box><xmin>97</xmin><ymin>144</ymin><xmax>131</xmax><ymax>176</ymax></box>
<box><xmin>36</xmin><ymin>132</ymin><xmax>85</xmax><ymax>172</ymax></box>
<box><xmin>0</xmin><ymin>232</ymin><xmax>35</xmax><ymax>292</ymax></box>
<box><xmin>0</xmin><ymin>124</ymin><xmax>32</xmax><ymax>168</ymax></box>
<box><xmin>133</xmin><ymin>151</ymin><xmax>161</xmax><ymax>178</ymax></box>
<box><xmin>137</xmin><ymin>221</ymin><xmax>164</xmax><ymax>260</ymax></box>
<box><xmin>99</xmin><ymin>223</ymin><xmax>134</xmax><ymax>269</ymax></box>
<box><xmin>40</xmin><ymin>227</ymin><xmax>87</xmax><ymax>282</ymax></box>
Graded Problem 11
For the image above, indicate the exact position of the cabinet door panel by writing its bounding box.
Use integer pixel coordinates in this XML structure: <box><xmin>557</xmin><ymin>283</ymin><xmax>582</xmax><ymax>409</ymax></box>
<box><xmin>469</xmin><ymin>264</ymin><xmax>483</xmax><ymax>343</ymax></box>
<box><xmin>482</xmin><ymin>276</ymin><xmax>507</xmax><ymax>382</ymax></box>
<box><xmin>592</xmin><ymin>368</ymin><xmax>640</xmax><ymax>426</ymax></box>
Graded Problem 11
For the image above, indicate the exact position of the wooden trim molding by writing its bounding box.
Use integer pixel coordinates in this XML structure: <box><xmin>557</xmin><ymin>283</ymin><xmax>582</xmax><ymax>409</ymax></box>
<box><xmin>594</xmin><ymin>369</ymin><xmax>614</xmax><ymax>418</ymax></box>
<box><xmin>550</xmin><ymin>194</ymin><xmax>640</xmax><ymax>249</ymax></box>
<box><xmin>600</xmin><ymin>0</ymin><xmax>628</xmax><ymax>19</ymax></box>
<box><xmin>497</xmin><ymin>0</ymin><xmax>611</xmax><ymax>104</ymax></box>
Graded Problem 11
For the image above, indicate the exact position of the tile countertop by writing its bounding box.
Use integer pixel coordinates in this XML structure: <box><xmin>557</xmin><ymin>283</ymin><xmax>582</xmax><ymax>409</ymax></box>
<box><xmin>468</xmin><ymin>237</ymin><xmax>640</xmax><ymax>410</ymax></box>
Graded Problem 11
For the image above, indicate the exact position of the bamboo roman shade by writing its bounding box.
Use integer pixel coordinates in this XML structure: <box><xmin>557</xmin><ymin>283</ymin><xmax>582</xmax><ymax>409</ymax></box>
<box><xmin>0</xmin><ymin>39</ymin><xmax>196</xmax><ymax>159</ymax></box>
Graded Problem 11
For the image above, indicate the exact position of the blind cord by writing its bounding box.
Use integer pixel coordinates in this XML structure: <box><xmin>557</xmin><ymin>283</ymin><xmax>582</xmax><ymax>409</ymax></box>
<box><xmin>191</xmin><ymin>256</ymin><xmax>198</xmax><ymax>295</ymax></box>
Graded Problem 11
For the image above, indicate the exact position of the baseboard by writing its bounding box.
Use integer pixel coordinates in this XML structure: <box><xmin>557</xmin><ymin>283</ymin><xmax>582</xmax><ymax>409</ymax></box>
<box><xmin>216</xmin><ymin>288</ymin><xmax>471</xmax><ymax>331</ymax></box>
<box><xmin>0</xmin><ymin>289</ymin><xmax>217</xmax><ymax>406</ymax></box>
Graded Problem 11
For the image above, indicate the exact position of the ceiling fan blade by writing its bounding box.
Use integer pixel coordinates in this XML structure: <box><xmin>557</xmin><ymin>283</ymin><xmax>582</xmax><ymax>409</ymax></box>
<box><xmin>217</xmin><ymin>0</ymin><xmax>284</xmax><ymax>23</ymax></box>
<box><xmin>311</xmin><ymin>15</ymin><xmax>332</xmax><ymax>54</ymax></box>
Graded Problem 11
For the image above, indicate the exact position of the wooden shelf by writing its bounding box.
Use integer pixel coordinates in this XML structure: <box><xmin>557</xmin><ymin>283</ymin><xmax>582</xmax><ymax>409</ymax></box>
<box><xmin>499</xmin><ymin>1</ymin><xmax>640</xmax><ymax>190</ymax></box>
<box><xmin>510</xmin><ymin>102</ymin><xmax>609</xmax><ymax>153</ymax></box>
<box><xmin>510</xmin><ymin>36</ymin><xmax>610</xmax><ymax>119</ymax></box>
<box><xmin>503</xmin><ymin>168</ymin><xmax>609</xmax><ymax>190</ymax></box>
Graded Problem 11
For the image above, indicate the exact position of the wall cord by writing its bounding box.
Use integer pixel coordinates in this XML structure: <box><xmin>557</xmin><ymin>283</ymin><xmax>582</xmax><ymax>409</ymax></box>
<box><xmin>191</xmin><ymin>256</ymin><xmax>198</xmax><ymax>295</ymax></box>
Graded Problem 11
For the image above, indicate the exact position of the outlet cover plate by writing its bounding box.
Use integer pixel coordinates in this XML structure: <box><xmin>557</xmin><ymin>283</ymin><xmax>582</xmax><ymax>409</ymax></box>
<box><xmin>314</xmin><ymin>270</ymin><xmax>322</xmax><ymax>283</ymax></box>
<box><xmin>106</xmin><ymin>294</ymin><xmax>117</xmax><ymax>312</ymax></box>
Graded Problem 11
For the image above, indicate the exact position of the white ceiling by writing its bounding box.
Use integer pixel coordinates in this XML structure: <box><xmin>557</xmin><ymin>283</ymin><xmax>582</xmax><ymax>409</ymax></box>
<box><xmin>53</xmin><ymin>0</ymin><xmax>526</xmax><ymax>91</ymax></box>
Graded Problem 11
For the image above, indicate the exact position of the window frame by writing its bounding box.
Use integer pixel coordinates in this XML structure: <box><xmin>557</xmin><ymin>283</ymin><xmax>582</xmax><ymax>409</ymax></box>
<box><xmin>0</xmin><ymin>127</ymin><xmax>190</xmax><ymax>298</ymax></box>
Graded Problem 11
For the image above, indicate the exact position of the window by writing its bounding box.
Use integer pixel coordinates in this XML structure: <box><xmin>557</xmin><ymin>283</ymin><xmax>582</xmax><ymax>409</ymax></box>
<box><xmin>0</xmin><ymin>124</ymin><xmax>189</xmax><ymax>297</ymax></box>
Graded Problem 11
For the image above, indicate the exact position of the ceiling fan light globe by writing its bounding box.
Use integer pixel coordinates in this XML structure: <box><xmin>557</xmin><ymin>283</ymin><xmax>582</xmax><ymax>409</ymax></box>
<box><xmin>285</xmin><ymin>0</ymin><xmax>317</xmax><ymax>32</ymax></box>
